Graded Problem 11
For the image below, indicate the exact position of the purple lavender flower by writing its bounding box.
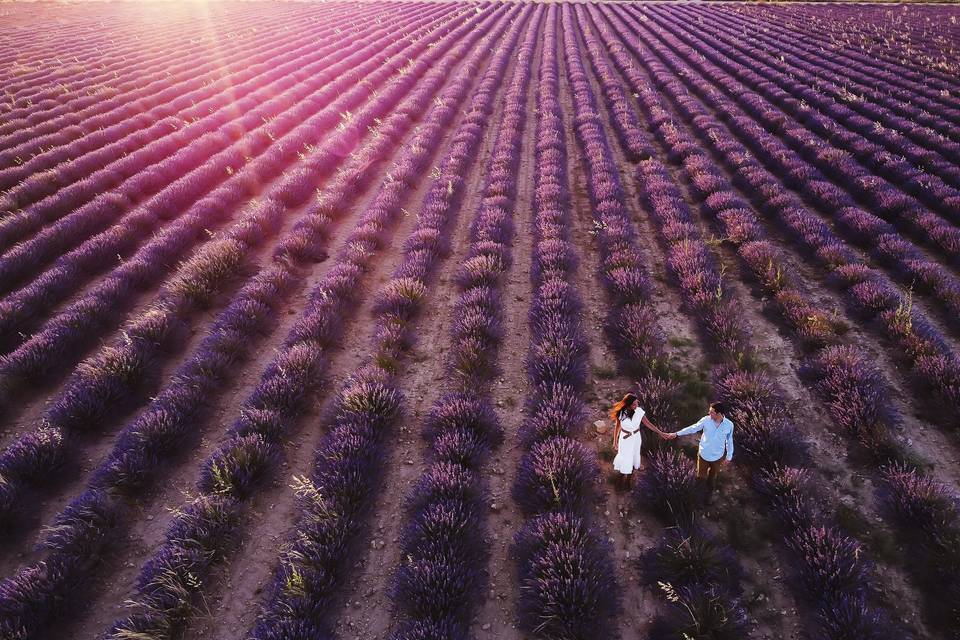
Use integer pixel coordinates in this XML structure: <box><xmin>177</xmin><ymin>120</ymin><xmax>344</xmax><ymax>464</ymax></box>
<box><xmin>514</xmin><ymin>511</ymin><xmax>617</xmax><ymax>640</ymax></box>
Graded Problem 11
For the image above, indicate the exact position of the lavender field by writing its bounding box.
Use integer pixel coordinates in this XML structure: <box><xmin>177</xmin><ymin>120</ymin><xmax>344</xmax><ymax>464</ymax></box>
<box><xmin>0</xmin><ymin>2</ymin><xmax>959</xmax><ymax>639</ymax></box>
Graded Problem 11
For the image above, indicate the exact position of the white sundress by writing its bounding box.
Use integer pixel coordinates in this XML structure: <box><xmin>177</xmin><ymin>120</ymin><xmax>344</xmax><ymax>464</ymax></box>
<box><xmin>612</xmin><ymin>408</ymin><xmax>645</xmax><ymax>475</ymax></box>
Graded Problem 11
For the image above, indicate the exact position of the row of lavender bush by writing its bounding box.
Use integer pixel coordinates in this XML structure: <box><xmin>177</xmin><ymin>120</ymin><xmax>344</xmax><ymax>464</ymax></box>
<box><xmin>0</xmin><ymin>0</ymin><xmax>474</xmax><ymax>492</ymax></box>
<box><xmin>0</xmin><ymin>17</ymin><xmax>197</xmax><ymax>104</ymax></box>
<box><xmin>806</xmin><ymin>347</ymin><xmax>960</xmax><ymax>632</ymax></box>
<box><xmin>573</xmin><ymin>9</ymin><xmax>754</xmax><ymax>638</ymax></box>
<box><xmin>663</xmin><ymin>5</ymin><xmax>960</xmax><ymax>237</ymax></box>
<box><xmin>599</xmin><ymin>6</ymin><xmax>960</xmax><ymax>632</ymax></box>
<box><xmin>0</xmin><ymin>2</ymin><xmax>293</xmax><ymax>116</ymax></box>
<box><xmin>375</xmin><ymin>10</ymin><xmax>537</xmax><ymax>639</ymax></box>
<box><xmin>0</xmin><ymin>0</ymin><xmax>467</xmax><ymax>531</ymax></box>
<box><xmin>0</xmin><ymin>15</ymin><xmax>193</xmax><ymax>97</ymax></box>
<box><xmin>0</xmin><ymin>3</ymin><xmax>454</xmax><ymax>400</ymax></box>
<box><xmin>648</xmin><ymin>6</ymin><xmax>960</xmax><ymax>325</ymax></box>
<box><xmin>637</xmin><ymin>6</ymin><xmax>960</xmax><ymax>259</ymax></box>
<box><xmin>0</xmin><ymin>10</ymin><xmax>504</xmax><ymax>636</ymax></box>
<box><xmin>694</xmin><ymin>6</ymin><xmax>960</xmax><ymax>150</ymax></box>
<box><xmin>92</xmin><ymin>8</ymin><xmax>515</xmax><ymax>639</ymax></box>
<box><xmin>600</xmin><ymin>2</ymin><xmax>960</xmax><ymax>625</ymax></box>
<box><xmin>617</xmin><ymin>5</ymin><xmax>960</xmax><ymax>429</ymax></box>
<box><xmin>589</xmin><ymin>6</ymin><xmax>897</xmax><ymax>638</ymax></box>
<box><xmin>0</xmin><ymin>3</ymin><xmax>372</xmax><ymax>166</ymax></box>
<box><xmin>0</xmin><ymin>4</ymin><xmax>444</xmax><ymax>309</ymax></box>
<box><xmin>510</xmin><ymin>8</ymin><xmax>633</xmax><ymax>638</ymax></box>
<box><xmin>0</xmin><ymin>3</ymin><xmax>452</xmax><ymax>360</ymax></box>
<box><xmin>0</xmin><ymin>9</ymin><xmax>256</xmax><ymax>137</ymax></box>
<box><xmin>0</xmin><ymin>2</ymin><xmax>393</xmax><ymax>234</ymax></box>
<box><xmin>670</xmin><ymin>6</ymin><xmax>960</xmax><ymax>200</ymax></box>
<box><xmin>247</xmin><ymin>8</ymin><xmax>533</xmax><ymax>638</ymax></box>
<box><xmin>0</xmin><ymin>3</ymin><xmax>318</xmax><ymax>152</ymax></box>
<box><xmin>763</xmin><ymin>4</ymin><xmax>960</xmax><ymax>109</ymax></box>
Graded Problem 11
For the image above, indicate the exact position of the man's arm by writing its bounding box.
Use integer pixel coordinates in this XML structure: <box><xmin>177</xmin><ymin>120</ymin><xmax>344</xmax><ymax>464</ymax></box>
<box><xmin>725</xmin><ymin>423</ymin><xmax>734</xmax><ymax>461</ymax></box>
<box><xmin>673</xmin><ymin>417</ymin><xmax>706</xmax><ymax>438</ymax></box>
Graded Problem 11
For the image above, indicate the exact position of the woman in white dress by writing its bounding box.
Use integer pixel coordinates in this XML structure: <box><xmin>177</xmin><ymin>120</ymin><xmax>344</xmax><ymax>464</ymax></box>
<box><xmin>609</xmin><ymin>393</ymin><xmax>668</xmax><ymax>490</ymax></box>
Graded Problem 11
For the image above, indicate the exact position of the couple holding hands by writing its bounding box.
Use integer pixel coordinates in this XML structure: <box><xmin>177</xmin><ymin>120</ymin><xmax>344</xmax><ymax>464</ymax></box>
<box><xmin>610</xmin><ymin>391</ymin><xmax>734</xmax><ymax>492</ymax></box>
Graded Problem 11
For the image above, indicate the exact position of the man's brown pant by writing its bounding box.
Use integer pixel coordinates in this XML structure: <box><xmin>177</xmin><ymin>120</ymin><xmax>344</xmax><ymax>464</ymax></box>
<box><xmin>696</xmin><ymin>455</ymin><xmax>723</xmax><ymax>488</ymax></box>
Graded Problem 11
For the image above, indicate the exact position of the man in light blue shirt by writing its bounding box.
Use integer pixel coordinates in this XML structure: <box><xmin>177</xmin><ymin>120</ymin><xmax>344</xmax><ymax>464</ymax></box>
<box><xmin>667</xmin><ymin>401</ymin><xmax>734</xmax><ymax>491</ymax></box>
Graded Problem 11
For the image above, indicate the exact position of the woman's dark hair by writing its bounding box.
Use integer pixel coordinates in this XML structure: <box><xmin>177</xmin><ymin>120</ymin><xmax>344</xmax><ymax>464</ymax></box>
<box><xmin>709</xmin><ymin>401</ymin><xmax>728</xmax><ymax>416</ymax></box>
<box><xmin>610</xmin><ymin>393</ymin><xmax>638</xmax><ymax>421</ymax></box>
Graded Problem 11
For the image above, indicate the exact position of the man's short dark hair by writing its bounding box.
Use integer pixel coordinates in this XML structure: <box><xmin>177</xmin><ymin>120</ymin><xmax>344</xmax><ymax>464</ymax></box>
<box><xmin>709</xmin><ymin>401</ymin><xmax>728</xmax><ymax>416</ymax></box>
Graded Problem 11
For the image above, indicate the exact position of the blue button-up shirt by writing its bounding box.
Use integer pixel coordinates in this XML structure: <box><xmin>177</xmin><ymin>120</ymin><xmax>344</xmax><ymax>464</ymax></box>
<box><xmin>675</xmin><ymin>415</ymin><xmax>734</xmax><ymax>462</ymax></box>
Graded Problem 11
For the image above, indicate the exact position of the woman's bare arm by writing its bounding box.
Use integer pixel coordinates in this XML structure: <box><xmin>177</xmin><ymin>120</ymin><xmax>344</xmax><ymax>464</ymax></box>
<box><xmin>641</xmin><ymin>414</ymin><xmax>664</xmax><ymax>434</ymax></box>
